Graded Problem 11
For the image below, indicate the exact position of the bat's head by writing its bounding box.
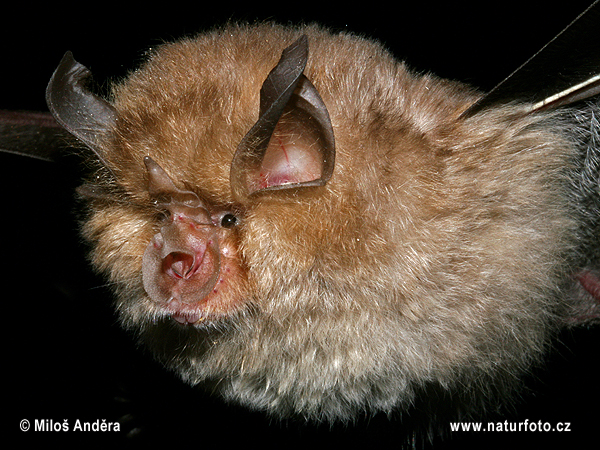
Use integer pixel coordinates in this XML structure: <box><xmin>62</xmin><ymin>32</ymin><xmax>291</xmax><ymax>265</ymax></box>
<box><xmin>46</xmin><ymin>23</ymin><xmax>596</xmax><ymax>422</ymax></box>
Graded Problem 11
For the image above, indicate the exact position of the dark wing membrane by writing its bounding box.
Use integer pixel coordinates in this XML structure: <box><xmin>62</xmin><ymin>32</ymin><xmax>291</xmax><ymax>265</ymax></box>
<box><xmin>462</xmin><ymin>0</ymin><xmax>600</xmax><ymax>117</ymax></box>
<box><xmin>0</xmin><ymin>110</ymin><xmax>70</xmax><ymax>161</ymax></box>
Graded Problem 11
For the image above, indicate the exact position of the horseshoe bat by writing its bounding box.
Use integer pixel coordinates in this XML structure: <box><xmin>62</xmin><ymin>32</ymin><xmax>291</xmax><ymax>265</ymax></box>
<box><xmin>3</xmin><ymin>1</ymin><xmax>599</xmax><ymax>437</ymax></box>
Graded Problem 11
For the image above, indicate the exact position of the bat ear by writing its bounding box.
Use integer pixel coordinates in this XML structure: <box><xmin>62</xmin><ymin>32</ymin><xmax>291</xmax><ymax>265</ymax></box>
<box><xmin>230</xmin><ymin>35</ymin><xmax>335</xmax><ymax>200</ymax></box>
<box><xmin>46</xmin><ymin>51</ymin><xmax>117</xmax><ymax>167</ymax></box>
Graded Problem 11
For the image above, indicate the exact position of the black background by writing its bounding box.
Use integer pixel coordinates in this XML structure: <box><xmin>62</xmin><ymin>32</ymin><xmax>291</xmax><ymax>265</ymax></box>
<box><xmin>3</xmin><ymin>1</ymin><xmax>599</xmax><ymax>448</ymax></box>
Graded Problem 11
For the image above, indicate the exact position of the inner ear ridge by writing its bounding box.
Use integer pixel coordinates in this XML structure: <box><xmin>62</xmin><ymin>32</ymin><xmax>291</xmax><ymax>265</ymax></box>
<box><xmin>232</xmin><ymin>75</ymin><xmax>335</xmax><ymax>198</ymax></box>
<box><xmin>292</xmin><ymin>76</ymin><xmax>335</xmax><ymax>183</ymax></box>
<box><xmin>254</xmin><ymin>76</ymin><xmax>335</xmax><ymax>193</ymax></box>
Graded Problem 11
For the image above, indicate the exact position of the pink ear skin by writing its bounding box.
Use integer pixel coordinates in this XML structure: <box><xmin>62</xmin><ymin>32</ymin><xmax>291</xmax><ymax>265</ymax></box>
<box><xmin>255</xmin><ymin>110</ymin><xmax>325</xmax><ymax>191</ymax></box>
<box><xmin>230</xmin><ymin>36</ymin><xmax>335</xmax><ymax>200</ymax></box>
<box><xmin>141</xmin><ymin>157</ymin><xmax>243</xmax><ymax>325</ymax></box>
<box><xmin>234</xmin><ymin>76</ymin><xmax>336</xmax><ymax>197</ymax></box>
<box><xmin>258</xmin><ymin>135</ymin><xmax>322</xmax><ymax>189</ymax></box>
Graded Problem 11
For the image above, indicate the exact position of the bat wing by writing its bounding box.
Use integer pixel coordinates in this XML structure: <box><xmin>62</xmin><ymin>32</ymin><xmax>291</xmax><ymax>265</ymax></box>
<box><xmin>457</xmin><ymin>1</ymin><xmax>600</xmax><ymax>325</ymax></box>
<box><xmin>0</xmin><ymin>109</ymin><xmax>71</xmax><ymax>161</ymax></box>
<box><xmin>462</xmin><ymin>0</ymin><xmax>600</xmax><ymax>117</ymax></box>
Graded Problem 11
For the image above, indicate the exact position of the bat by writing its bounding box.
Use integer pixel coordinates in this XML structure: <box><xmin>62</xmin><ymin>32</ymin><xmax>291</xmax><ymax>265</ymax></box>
<box><xmin>4</xmin><ymin>2</ymin><xmax>599</xmax><ymax>446</ymax></box>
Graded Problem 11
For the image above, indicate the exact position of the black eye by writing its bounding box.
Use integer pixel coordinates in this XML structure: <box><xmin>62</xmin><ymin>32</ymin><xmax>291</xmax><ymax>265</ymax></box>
<box><xmin>220</xmin><ymin>214</ymin><xmax>238</xmax><ymax>228</ymax></box>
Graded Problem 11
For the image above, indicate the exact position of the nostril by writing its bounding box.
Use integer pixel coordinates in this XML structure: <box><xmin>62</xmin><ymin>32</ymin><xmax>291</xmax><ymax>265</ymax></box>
<box><xmin>163</xmin><ymin>252</ymin><xmax>195</xmax><ymax>279</ymax></box>
<box><xmin>143</xmin><ymin>226</ymin><xmax>221</xmax><ymax>306</ymax></box>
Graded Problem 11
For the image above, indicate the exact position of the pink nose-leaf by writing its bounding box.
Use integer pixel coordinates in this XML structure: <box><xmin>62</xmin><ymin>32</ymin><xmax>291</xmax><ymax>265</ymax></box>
<box><xmin>142</xmin><ymin>208</ymin><xmax>221</xmax><ymax>307</ymax></box>
<box><xmin>163</xmin><ymin>251</ymin><xmax>197</xmax><ymax>279</ymax></box>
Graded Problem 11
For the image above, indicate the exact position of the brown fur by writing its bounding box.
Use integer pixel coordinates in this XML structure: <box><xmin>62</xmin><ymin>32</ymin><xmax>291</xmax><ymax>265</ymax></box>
<box><xmin>78</xmin><ymin>23</ymin><xmax>595</xmax><ymax>422</ymax></box>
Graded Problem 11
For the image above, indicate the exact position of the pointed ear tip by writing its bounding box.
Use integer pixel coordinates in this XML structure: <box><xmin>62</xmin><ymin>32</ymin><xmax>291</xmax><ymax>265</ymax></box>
<box><xmin>144</xmin><ymin>156</ymin><xmax>161</xmax><ymax>172</ymax></box>
<box><xmin>288</xmin><ymin>34</ymin><xmax>309</xmax><ymax>54</ymax></box>
<box><xmin>54</xmin><ymin>51</ymin><xmax>78</xmax><ymax>73</ymax></box>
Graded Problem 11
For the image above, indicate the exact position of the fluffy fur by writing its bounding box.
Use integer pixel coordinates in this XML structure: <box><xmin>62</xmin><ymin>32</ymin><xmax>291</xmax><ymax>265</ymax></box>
<box><xmin>78</xmin><ymin>23</ymin><xmax>598</xmax><ymax>423</ymax></box>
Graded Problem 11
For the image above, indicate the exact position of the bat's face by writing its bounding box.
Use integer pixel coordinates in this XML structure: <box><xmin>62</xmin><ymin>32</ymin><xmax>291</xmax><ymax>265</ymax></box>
<box><xmin>46</xmin><ymin>23</ymin><xmax>595</xmax><ymax>423</ymax></box>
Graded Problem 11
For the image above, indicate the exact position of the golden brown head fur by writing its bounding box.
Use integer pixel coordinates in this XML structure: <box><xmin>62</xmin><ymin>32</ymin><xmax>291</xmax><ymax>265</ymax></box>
<box><xmin>79</xmin><ymin>23</ymin><xmax>593</xmax><ymax>422</ymax></box>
